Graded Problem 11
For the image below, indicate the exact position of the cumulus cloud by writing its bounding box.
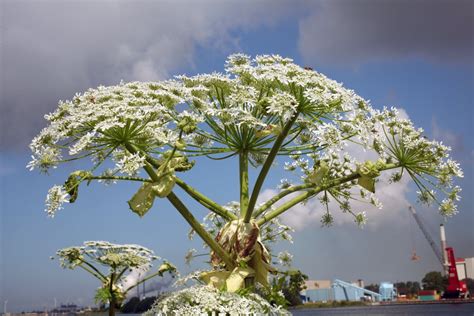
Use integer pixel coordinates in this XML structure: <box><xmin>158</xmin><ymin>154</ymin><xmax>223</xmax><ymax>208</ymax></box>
<box><xmin>260</xmin><ymin>165</ymin><xmax>412</xmax><ymax>231</ymax></box>
<box><xmin>298</xmin><ymin>0</ymin><xmax>473</xmax><ymax>66</ymax></box>
<box><xmin>1</xmin><ymin>0</ymin><xmax>297</xmax><ymax>150</ymax></box>
<box><xmin>431</xmin><ymin>117</ymin><xmax>465</xmax><ymax>154</ymax></box>
<box><xmin>258</xmin><ymin>108</ymin><xmax>415</xmax><ymax>231</ymax></box>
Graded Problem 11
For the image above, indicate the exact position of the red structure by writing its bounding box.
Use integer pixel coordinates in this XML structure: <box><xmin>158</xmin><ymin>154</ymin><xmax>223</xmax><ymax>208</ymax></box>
<box><xmin>443</xmin><ymin>247</ymin><xmax>469</xmax><ymax>298</ymax></box>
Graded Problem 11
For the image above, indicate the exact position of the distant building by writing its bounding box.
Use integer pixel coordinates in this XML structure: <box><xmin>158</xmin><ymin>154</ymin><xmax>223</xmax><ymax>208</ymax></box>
<box><xmin>379</xmin><ymin>282</ymin><xmax>397</xmax><ymax>301</ymax></box>
<box><xmin>301</xmin><ymin>280</ymin><xmax>333</xmax><ymax>302</ymax></box>
<box><xmin>456</xmin><ymin>257</ymin><xmax>474</xmax><ymax>280</ymax></box>
<box><xmin>301</xmin><ymin>279</ymin><xmax>385</xmax><ymax>303</ymax></box>
<box><xmin>304</xmin><ymin>280</ymin><xmax>331</xmax><ymax>290</ymax></box>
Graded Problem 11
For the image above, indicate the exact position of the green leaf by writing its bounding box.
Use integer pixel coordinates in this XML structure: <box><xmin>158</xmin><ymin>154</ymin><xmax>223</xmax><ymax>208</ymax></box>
<box><xmin>169</xmin><ymin>156</ymin><xmax>194</xmax><ymax>172</ymax></box>
<box><xmin>358</xmin><ymin>176</ymin><xmax>375</xmax><ymax>193</ymax></box>
<box><xmin>357</xmin><ymin>160</ymin><xmax>381</xmax><ymax>178</ymax></box>
<box><xmin>127</xmin><ymin>183</ymin><xmax>156</xmax><ymax>217</ymax></box>
<box><xmin>226</xmin><ymin>267</ymin><xmax>255</xmax><ymax>292</ymax></box>
<box><xmin>307</xmin><ymin>161</ymin><xmax>329</xmax><ymax>185</ymax></box>
<box><xmin>249</xmin><ymin>242</ymin><xmax>275</xmax><ymax>288</ymax></box>
<box><xmin>152</xmin><ymin>173</ymin><xmax>176</xmax><ymax>198</ymax></box>
<box><xmin>157</xmin><ymin>261</ymin><xmax>177</xmax><ymax>276</ymax></box>
<box><xmin>94</xmin><ymin>287</ymin><xmax>111</xmax><ymax>304</ymax></box>
<box><xmin>64</xmin><ymin>170</ymin><xmax>92</xmax><ymax>203</ymax></box>
<box><xmin>200</xmin><ymin>270</ymin><xmax>231</xmax><ymax>290</ymax></box>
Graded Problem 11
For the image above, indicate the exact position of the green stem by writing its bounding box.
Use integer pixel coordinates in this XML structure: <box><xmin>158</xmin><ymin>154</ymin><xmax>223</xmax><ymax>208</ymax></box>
<box><xmin>109</xmin><ymin>272</ymin><xmax>116</xmax><ymax>316</ymax></box>
<box><xmin>239</xmin><ymin>150</ymin><xmax>249</xmax><ymax>218</ymax></box>
<box><xmin>167</xmin><ymin>192</ymin><xmax>235</xmax><ymax>269</ymax></box>
<box><xmin>129</xmin><ymin>145</ymin><xmax>233</xmax><ymax>220</ymax></box>
<box><xmin>124</xmin><ymin>143</ymin><xmax>234</xmax><ymax>269</ymax></box>
<box><xmin>78</xmin><ymin>264</ymin><xmax>107</xmax><ymax>282</ymax></box>
<box><xmin>115</xmin><ymin>267</ymin><xmax>129</xmax><ymax>283</ymax></box>
<box><xmin>245</xmin><ymin>112</ymin><xmax>300</xmax><ymax>222</ymax></box>
<box><xmin>256</xmin><ymin>189</ymin><xmax>319</xmax><ymax>226</ymax></box>
<box><xmin>257</xmin><ymin>163</ymin><xmax>401</xmax><ymax>226</ymax></box>
<box><xmin>124</xmin><ymin>269</ymin><xmax>169</xmax><ymax>294</ymax></box>
<box><xmin>87</xmin><ymin>175</ymin><xmax>151</xmax><ymax>183</ymax></box>
<box><xmin>79</xmin><ymin>259</ymin><xmax>108</xmax><ymax>282</ymax></box>
<box><xmin>253</xmin><ymin>183</ymin><xmax>314</xmax><ymax>218</ymax></box>
<box><xmin>175</xmin><ymin>178</ymin><xmax>237</xmax><ymax>221</ymax></box>
<box><xmin>162</xmin><ymin>130</ymin><xmax>183</xmax><ymax>170</ymax></box>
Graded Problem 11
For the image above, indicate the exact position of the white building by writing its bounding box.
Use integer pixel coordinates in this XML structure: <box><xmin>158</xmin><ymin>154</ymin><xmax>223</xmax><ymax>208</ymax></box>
<box><xmin>456</xmin><ymin>257</ymin><xmax>474</xmax><ymax>280</ymax></box>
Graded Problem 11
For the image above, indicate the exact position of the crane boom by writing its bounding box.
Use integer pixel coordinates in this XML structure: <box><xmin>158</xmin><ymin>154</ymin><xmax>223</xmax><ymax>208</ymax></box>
<box><xmin>408</xmin><ymin>206</ymin><xmax>444</xmax><ymax>266</ymax></box>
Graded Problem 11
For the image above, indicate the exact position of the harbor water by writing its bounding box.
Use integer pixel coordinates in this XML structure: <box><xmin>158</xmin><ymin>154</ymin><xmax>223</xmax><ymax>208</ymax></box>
<box><xmin>290</xmin><ymin>302</ymin><xmax>474</xmax><ymax>315</ymax></box>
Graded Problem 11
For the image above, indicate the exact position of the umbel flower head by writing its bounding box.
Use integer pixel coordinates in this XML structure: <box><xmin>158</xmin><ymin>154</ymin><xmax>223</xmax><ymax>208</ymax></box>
<box><xmin>54</xmin><ymin>241</ymin><xmax>177</xmax><ymax>308</ymax></box>
<box><xmin>55</xmin><ymin>241</ymin><xmax>158</xmax><ymax>270</ymax></box>
<box><xmin>143</xmin><ymin>285</ymin><xmax>291</xmax><ymax>316</ymax></box>
<box><xmin>29</xmin><ymin>53</ymin><xmax>462</xmax><ymax>224</ymax></box>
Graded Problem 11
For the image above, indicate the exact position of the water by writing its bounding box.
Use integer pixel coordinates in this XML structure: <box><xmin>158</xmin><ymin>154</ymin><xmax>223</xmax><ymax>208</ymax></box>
<box><xmin>290</xmin><ymin>303</ymin><xmax>474</xmax><ymax>315</ymax></box>
<box><xmin>60</xmin><ymin>304</ymin><xmax>474</xmax><ymax>316</ymax></box>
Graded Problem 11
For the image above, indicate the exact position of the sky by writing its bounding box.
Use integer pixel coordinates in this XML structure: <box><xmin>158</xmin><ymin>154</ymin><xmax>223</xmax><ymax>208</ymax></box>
<box><xmin>1</xmin><ymin>0</ymin><xmax>473</xmax><ymax>312</ymax></box>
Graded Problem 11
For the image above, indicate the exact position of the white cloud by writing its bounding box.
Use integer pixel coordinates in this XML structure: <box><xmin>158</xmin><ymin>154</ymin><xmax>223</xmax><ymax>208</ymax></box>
<box><xmin>258</xmin><ymin>108</ymin><xmax>414</xmax><ymax>231</ymax></box>
<box><xmin>260</xmin><ymin>170</ymin><xmax>411</xmax><ymax>231</ymax></box>
<box><xmin>431</xmin><ymin>117</ymin><xmax>464</xmax><ymax>154</ymax></box>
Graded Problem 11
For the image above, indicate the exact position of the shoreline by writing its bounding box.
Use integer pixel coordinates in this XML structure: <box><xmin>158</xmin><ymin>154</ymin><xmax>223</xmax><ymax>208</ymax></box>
<box><xmin>291</xmin><ymin>299</ymin><xmax>474</xmax><ymax>310</ymax></box>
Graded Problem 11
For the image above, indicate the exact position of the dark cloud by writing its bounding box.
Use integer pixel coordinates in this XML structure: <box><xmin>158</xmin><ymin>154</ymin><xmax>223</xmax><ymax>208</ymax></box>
<box><xmin>299</xmin><ymin>0</ymin><xmax>473</xmax><ymax>65</ymax></box>
<box><xmin>0</xmin><ymin>0</ymin><xmax>296</xmax><ymax>150</ymax></box>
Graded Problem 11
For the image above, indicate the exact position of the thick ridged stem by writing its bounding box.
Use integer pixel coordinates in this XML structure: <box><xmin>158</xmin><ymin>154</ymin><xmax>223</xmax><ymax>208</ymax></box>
<box><xmin>253</xmin><ymin>183</ymin><xmax>314</xmax><ymax>218</ymax></box>
<box><xmin>245</xmin><ymin>113</ymin><xmax>299</xmax><ymax>222</ymax></box>
<box><xmin>109</xmin><ymin>272</ymin><xmax>116</xmax><ymax>316</ymax></box>
<box><xmin>256</xmin><ymin>189</ymin><xmax>318</xmax><ymax>226</ymax></box>
<box><xmin>175</xmin><ymin>178</ymin><xmax>237</xmax><ymax>221</ymax></box>
<box><xmin>124</xmin><ymin>143</ymin><xmax>234</xmax><ymax>269</ymax></box>
<box><xmin>167</xmin><ymin>192</ymin><xmax>235</xmax><ymax>269</ymax></box>
<box><xmin>130</xmin><ymin>146</ymin><xmax>234</xmax><ymax>220</ymax></box>
<box><xmin>239</xmin><ymin>150</ymin><xmax>249</xmax><ymax>218</ymax></box>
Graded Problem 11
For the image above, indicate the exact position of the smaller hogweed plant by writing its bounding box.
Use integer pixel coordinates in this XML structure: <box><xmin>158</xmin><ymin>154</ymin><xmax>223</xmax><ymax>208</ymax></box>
<box><xmin>31</xmin><ymin>54</ymin><xmax>462</xmax><ymax>307</ymax></box>
<box><xmin>53</xmin><ymin>241</ymin><xmax>177</xmax><ymax>316</ymax></box>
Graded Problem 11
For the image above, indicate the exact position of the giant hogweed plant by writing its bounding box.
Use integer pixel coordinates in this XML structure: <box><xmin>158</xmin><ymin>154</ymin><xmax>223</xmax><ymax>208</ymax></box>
<box><xmin>53</xmin><ymin>241</ymin><xmax>176</xmax><ymax>316</ymax></box>
<box><xmin>30</xmin><ymin>54</ymin><xmax>462</xmax><ymax>292</ymax></box>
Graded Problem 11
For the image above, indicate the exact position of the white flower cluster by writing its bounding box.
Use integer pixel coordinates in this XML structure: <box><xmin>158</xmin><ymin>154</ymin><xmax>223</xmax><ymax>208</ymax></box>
<box><xmin>113</xmin><ymin>151</ymin><xmax>145</xmax><ymax>176</ymax></box>
<box><xmin>56</xmin><ymin>241</ymin><xmax>158</xmax><ymax>271</ymax></box>
<box><xmin>28</xmin><ymin>81</ymin><xmax>182</xmax><ymax>175</ymax></box>
<box><xmin>260</xmin><ymin>217</ymin><xmax>294</xmax><ymax>246</ymax></box>
<box><xmin>277</xmin><ymin>251</ymin><xmax>293</xmax><ymax>267</ymax></box>
<box><xmin>143</xmin><ymin>285</ymin><xmax>291</xmax><ymax>316</ymax></box>
<box><xmin>45</xmin><ymin>185</ymin><xmax>69</xmax><ymax>217</ymax></box>
<box><xmin>29</xmin><ymin>53</ymin><xmax>463</xmax><ymax>221</ymax></box>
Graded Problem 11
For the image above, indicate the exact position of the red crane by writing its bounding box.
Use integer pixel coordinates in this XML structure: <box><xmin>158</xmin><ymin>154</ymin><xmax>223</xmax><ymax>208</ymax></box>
<box><xmin>444</xmin><ymin>247</ymin><xmax>469</xmax><ymax>298</ymax></box>
<box><xmin>408</xmin><ymin>206</ymin><xmax>470</xmax><ymax>299</ymax></box>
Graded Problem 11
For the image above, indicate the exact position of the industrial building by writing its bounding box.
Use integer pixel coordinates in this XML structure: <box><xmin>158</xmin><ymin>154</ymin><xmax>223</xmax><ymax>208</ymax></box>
<box><xmin>456</xmin><ymin>257</ymin><xmax>474</xmax><ymax>280</ymax></box>
<box><xmin>301</xmin><ymin>279</ymin><xmax>395</xmax><ymax>303</ymax></box>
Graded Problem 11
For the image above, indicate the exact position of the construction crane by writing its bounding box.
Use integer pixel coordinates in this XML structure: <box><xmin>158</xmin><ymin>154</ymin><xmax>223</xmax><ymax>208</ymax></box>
<box><xmin>444</xmin><ymin>247</ymin><xmax>469</xmax><ymax>298</ymax></box>
<box><xmin>408</xmin><ymin>206</ymin><xmax>446</xmax><ymax>270</ymax></box>
<box><xmin>408</xmin><ymin>205</ymin><xmax>470</xmax><ymax>298</ymax></box>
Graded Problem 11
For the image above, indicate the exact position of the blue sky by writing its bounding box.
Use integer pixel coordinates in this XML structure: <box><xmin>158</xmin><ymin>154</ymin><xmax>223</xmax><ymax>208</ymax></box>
<box><xmin>1</xmin><ymin>0</ymin><xmax>473</xmax><ymax>312</ymax></box>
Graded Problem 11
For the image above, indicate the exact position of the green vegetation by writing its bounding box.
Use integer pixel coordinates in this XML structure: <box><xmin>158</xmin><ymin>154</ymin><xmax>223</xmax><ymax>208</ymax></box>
<box><xmin>422</xmin><ymin>271</ymin><xmax>447</xmax><ymax>293</ymax></box>
<box><xmin>395</xmin><ymin>281</ymin><xmax>421</xmax><ymax>298</ymax></box>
